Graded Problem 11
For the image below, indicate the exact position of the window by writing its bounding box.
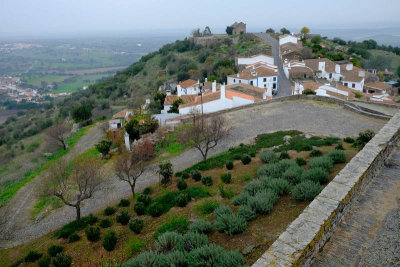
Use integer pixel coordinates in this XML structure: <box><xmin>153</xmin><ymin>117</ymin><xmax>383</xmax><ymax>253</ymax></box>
<box><xmin>250</xmin><ymin>81</ymin><xmax>253</xmax><ymax>86</ymax></box>
<box><xmin>239</xmin><ymin>80</ymin><xmax>241</xmax><ymax>83</ymax></box>
<box><xmin>273</xmin><ymin>83</ymin><xmax>276</xmax><ymax>89</ymax></box>
<box><xmin>263</xmin><ymin>78</ymin><xmax>267</xmax><ymax>82</ymax></box>
<box><xmin>264</xmin><ymin>84</ymin><xmax>267</xmax><ymax>88</ymax></box>
<box><xmin>352</xmin><ymin>83</ymin><xmax>355</xmax><ymax>88</ymax></box>
<box><xmin>304</xmin><ymin>74</ymin><xmax>307</xmax><ymax>78</ymax></box>
<box><xmin>233</xmin><ymin>79</ymin><xmax>236</xmax><ymax>83</ymax></box>
<box><xmin>344</xmin><ymin>83</ymin><xmax>348</xmax><ymax>87</ymax></box>
<box><xmin>273</xmin><ymin>77</ymin><xmax>277</xmax><ymax>81</ymax></box>
<box><xmin>329</xmin><ymin>73</ymin><xmax>332</xmax><ymax>79</ymax></box>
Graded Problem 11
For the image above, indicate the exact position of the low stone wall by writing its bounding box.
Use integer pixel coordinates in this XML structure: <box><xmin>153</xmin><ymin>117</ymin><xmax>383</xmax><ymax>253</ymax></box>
<box><xmin>252</xmin><ymin>111</ymin><xmax>400</xmax><ymax>267</ymax></box>
<box><xmin>180</xmin><ymin>95</ymin><xmax>392</xmax><ymax>124</ymax></box>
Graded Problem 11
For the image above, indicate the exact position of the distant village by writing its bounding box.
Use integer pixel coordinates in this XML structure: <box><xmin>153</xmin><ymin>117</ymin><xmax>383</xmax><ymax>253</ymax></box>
<box><xmin>0</xmin><ymin>76</ymin><xmax>75</xmax><ymax>103</ymax></box>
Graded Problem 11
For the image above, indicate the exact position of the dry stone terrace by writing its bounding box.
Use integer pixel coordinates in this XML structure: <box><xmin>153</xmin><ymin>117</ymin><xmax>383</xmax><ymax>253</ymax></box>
<box><xmin>0</xmin><ymin>99</ymin><xmax>387</xmax><ymax>249</ymax></box>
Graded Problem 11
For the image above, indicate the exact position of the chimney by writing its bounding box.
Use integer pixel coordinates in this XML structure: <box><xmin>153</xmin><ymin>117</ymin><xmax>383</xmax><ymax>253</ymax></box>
<box><xmin>237</xmin><ymin>73</ymin><xmax>239</xmax><ymax>78</ymax></box>
<box><xmin>220</xmin><ymin>84</ymin><xmax>226</xmax><ymax>100</ymax></box>
<box><xmin>335</xmin><ymin>64</ymin><xmax>340</xmax><ymax>74</ymax></box>
<box><xmin>205</xmin><ymin>77</ymin><xmax>208</xmax><ymax>82</ymax></box>
<box><xmin>358</xmin><ymin>71</ymin><xmax>365</xmax><ymax>77</ymax></box>
<box><xmin>318</xmin><ymin>61</ymin><xmax>325</xmax><ymax>72</ymax></box>
<box><xmin>177</xmin><ymin>84</ymin><xmax>182</xmax><ymax>96</ymax></box>
<box><xmin>346</xmin><ymin>64</ymin><xmax>353</xmax><ymax>71</ymax></box>
<box><xmin>212</xmin><ymin>81</ymin><xmax>216</xmax><ymax>92</ymax></box>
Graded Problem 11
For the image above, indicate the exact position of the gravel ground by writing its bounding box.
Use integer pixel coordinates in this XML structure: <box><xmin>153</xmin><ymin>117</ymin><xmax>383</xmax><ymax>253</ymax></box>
<box><xmin>0</xmin><ymin>100</ymin><xmax>386</xmax><ymax>249</ymax></box>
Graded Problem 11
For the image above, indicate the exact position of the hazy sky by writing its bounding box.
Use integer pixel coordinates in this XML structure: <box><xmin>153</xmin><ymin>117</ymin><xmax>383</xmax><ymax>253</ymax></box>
<box><xmin>1</xmin><ymin>0</ymin><xmax>399</xmax><ymax>37</ymax></box>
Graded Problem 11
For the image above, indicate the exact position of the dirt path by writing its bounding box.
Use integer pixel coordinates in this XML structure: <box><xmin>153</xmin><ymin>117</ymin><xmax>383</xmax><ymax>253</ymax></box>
<box><xmin>0</xmin><ymin>101</ymin><xmax>386</xmax><ymax>249</ymax></box>
<box><xmin>0</xmin><ymin>123</ymin><xmax>104</xmax><ymax>247</ymax></box>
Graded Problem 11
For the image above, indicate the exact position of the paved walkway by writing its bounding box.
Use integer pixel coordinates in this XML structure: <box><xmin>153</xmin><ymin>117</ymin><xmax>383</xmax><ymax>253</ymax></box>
<box><xmin>313</xmin><ymin>142</ymin><xmax>400</xmax><ymax>267</ymax></box>
<box><xmin>254</xmin><ymin>32</ymin><xmax>292</xmax><ymax>97</ymax></box>
<box><xmin>0</xmin><ymin>100</ymin><xmax>386</xmax><ymax>249</ymax></box>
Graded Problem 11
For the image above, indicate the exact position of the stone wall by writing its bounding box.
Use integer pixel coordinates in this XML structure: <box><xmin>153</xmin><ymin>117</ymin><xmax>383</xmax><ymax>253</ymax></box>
<box><xmin>252</xmin><ymin>111</ymin><xmax>400</xmax><ymax>266</ymax></box>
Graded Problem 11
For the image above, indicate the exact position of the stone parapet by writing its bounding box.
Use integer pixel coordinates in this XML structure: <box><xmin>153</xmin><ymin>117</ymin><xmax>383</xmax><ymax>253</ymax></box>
<box><xmin>252</xmin><ymin>111</ymin><xmax>400</xmax><ymax>267</ymax></box>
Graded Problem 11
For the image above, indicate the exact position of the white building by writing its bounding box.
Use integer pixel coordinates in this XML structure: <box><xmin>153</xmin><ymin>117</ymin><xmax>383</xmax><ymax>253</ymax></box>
<box><xmin>237</xmin><ymin>54</ymin><xmax>274</xmax><ymax>66</ymax></box>
<box><xmin>279</xmin><ymin>34</ymin><xmax>300</xmax><ymax>46</ymax></box>
<box><xmin>177</xmin><ymin>79</ymin><xmax>200</xmax><ymax>96</ymax></box>
<box><xmin>227</xmin><ymin>64</ymin><xmax>279</xmax><ymax>92</ymax></box>
<box><xmin>108</xmin><ymin>119</ymin><xmax>122</xmax><ymax>130</ymax></box>
<box><xmin>178</xmin><ymin>84</ymin><xmax>267</xmax><ymax>115</ymax></box>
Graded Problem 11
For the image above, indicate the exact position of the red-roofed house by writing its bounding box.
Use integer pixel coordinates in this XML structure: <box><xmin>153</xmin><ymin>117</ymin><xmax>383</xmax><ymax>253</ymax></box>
<box><xmin>177</xmin><ymin>79</ymin><xmax>200</xmax><ymax>96</ymax></box>
<box><xmin>178</xmin><ymin>84</ymin><xmax>267</xmax><ymax>115</ymax></box>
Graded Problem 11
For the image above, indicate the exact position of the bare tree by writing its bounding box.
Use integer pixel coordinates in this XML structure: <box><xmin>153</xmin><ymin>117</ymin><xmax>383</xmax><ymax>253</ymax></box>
<box><xmin>47</xmin><ymin>157</ymin><xmax>104</xmax><ymax>223</ymax></box>
<box><xmin>47</xmin><ymin>120</ymin><xmax>70</xmax><ymax>150</ymax></box>
<box><xmin>114</xmin><ymin>140</ymin><xmax>155</xmax><ymax>197</ymax></box>
<box><xmin>181</xmin><ymin>115</ymin><xmax>230</xmax><ymax>161</ymax></box>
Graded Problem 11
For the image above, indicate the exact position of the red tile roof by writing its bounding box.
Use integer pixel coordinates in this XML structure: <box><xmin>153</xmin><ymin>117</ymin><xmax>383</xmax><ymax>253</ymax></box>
<box><xmin>179</xmin><ymin>79</ymin><xmax>198</xmax><ymax>89</ymax></box>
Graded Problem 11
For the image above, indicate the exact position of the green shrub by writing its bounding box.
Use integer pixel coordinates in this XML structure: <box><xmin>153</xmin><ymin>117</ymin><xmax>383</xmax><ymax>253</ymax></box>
<box><xmin>100</xmin><ymin>218</ymin><xmax>112</xmax><ymax>228</ymax></box>
<box><xmin>214</xmin><ymin>213</ymin><xmax>247</xmax><ymax>235</ymax></box>
<box><xmin>148</xmin><ymin>202</ymin><xmax>163</xmax><ymax>217</ymax></box>
<box><xmin>303</xmin><ymin>88</ymin><xmax>316</xmax><ymax>95</ymax></box>
<box><xmin>134</xmin><ymin>202</ymin><xmax>146</xmax><ymax>215</ymax></box>
<box><xmin>187</xmin><ymin>244</ymin><xmax>244</xmax><ymax>267</ymax></box>
<box><xmin>292</xmin><ymin>180</ymin><xmax>323</xmax><ymax>201</ymax></box>
<box><xmin>328</xmin><ymin>149</ymin><xmax>346</xmax><ymax>163</ymax></box>
<box><xmin>260</xmin><ymin>150</ymin><xmax>278</xmax><ymax>163</ymax></box>
<box><xmin>124</xmin><ymin>237</ymin><xmax>146</xmax><ymax>258</ymax></box>
<box><xmin>85</xmin><ymin>226</ymin><xmax>100</xmax><ymax>242</ymax></box>
<box><xmin>213</xmin><ymin>205</ymin><xmax>232</xmax><ymax>218</ymax></box>
<box><xmin>9</xmin><ymin>259</ymin><xmax>23</xmax><ymax>267</ymax></box>
<box><xmin>52</xmin><ymin>253</ymin><xmax>72</xmax><ymax>267</ymax></box>
<box><xmin>164</xmin><ymin>250</ymin><xmax>187</xmax><ymax>266</ymax></box>
<box><xmin>54</xmin><ymin>220</ymin><xmax>86</xmax><ymax>239</ymax></box>
<box><xmin>155</xmin><ymin>231</ymin><xmax>183</xmax><ymax>253</ymax></box>
<box><xmin>67</xmin><ymin>233</ymin><xmax>80</xmax><ymax>243</ymax></box>
<box><xmin>118</xmin><ymin>199</ymin><xmax>130</xmax><ymax>207</ymax></box>
<box><xmin>189</xmin><ymin>219</ymin><xmax>213</xmax><ymax>234</ymax></box>
<box><xmin>129</xmin><ymin>218</ymin><xmax>144</xmax><ymax>234</ymax></box>
<box><xmin>247</xmin><ymin>190</ymin><xmax>278</xmax><ymax>215</ymax></box>
<box><xmin>175</xmin><ymin>193</ymin><xmax>190</xmax><ymax>207</ymax></box>
<box><xmin>191</xmin><ymin>170</ymin><xmax>202</xmax><ymax>181</ymax></box>
<box><xmin>103</xmin><ymin>230</ymin><xmax>118</xmax><ymax>251</ymax></box>
<box><xmin>226</xmin><ymin>160</ymin><xmax>234</xmax><ymax>170</ymax></box>
<box><xmin>103</xmin><ymin>206</ymin><xmax>116</xmax><ymax>216</ymax></box>
<box><xmin>143</xmin><ymin>187</ymin><xmax>152</xmax><ymax>195</ymax></box>
<box><xmin>85</xmin><ymin>214</ymin><xmax>98</xmax><ymax>225</ymax></box>
<box><xmin>279</xmin><ymin>151</ymin><xmax>290</xmax><ymax>159</ymax></box>
<box><xmin>220</xmin><ymin>172</ymin><xmax>232</xmax><ymax>184</ymax></box>
<box><xmin>137</xmin><ymin>194</ymin><xmax>152</xmax><ymax>206</ymax></box>
<box><xmin>309</xmin><ymin>149</ymin><xmax>322</xmax><ymax>157</ymax></box>
<box><xmin>38</xmin><ymin>256</ymin><xmax>51</xmax><ymax>267</ymax></box>
<box><xmin>257</xmin><ymin>159</ymin><xmax>297</xmax><ymax>178</ymax></box>
<box><xmin>241</xmin><ymin>154</ymin><xmax>251</xmax><ymax>165</ymax></box>
<box><xmin>116</xmin><ymin>211</ymin><xmax>131</xmax><ymax>225</ymax></box>
<box><xmin>219</xmin><ymin>186</ymin><xmax>234</xmax><ymax>199</ymax></box>
<box><xmin>301</xmin><ymin>167</ymin><xmax>329</xmax><ymax>184</ymax></box>
<box><xmin>282</xmin><ymin>165</ymin><xmax>304</xmax><ymax>184</ymax></box>
<box><xmin>243</xmin><ymin>179</ymin><xmax>264</xmax><ymax>196</ymax></box>
<box><xmin>233</xmin><ymin>154</ymin><xmax>241</xmax><ymax>160</ymax></box>
<box><xmin>267</xmin><ymin>178</ymin><xmax>291</xmax><ymax>196</ymax></box>
<box><xmin>24</xmin><ymin>251</ymin><xmax>42</xmax><ymax>262</ymax></box>
<box><xmin>125</xmin><ymin>251</ymin><xmax>166</xmax><ymax>267</ymax></box>
<box><xmin>344</xmin><ymin>137</ymin><xmax>355</xmax><ymax>143</ymax></box>
<box><xmin>180</xmin><ymin>232</ymin><xmax>209</xmax><ymax>252</ymax></box>
<box><xmin>309</xmin><ymin>156</ymin><xmax>333</xmax><ymax>173</ymax></box>
<box><xmin>48</xmin><ymin>245</ymin><xmax>64</xmax><ymax>257</ymax></box>
<box><xmin>177</xmin><ymin>179</ymin><xmax>188</xmax><ymax>191</ymax></box>
<box><xmin>296</xmin><ymin>157</ymin><xmax>307</xmax><ymax>166</ymax></box>
<box><xmin>237</xmin><ymin>205</ymin><xmax>257</xmax><ymax>221</ymax></box>
<box><xmin>335</xmin><ymin>143</ymin><xmax>344</xmax><ymax>150</ymax></box>
<box><xmin>182</xmin><ymin>172</ymin><xmax>190</xmax><ymax>179</ymax></box>
<box><xmin>232</xmin><ymin>192</ymin><xmax>250</xmax><ymax>206</ymax></box>
<box><xmin>154</xmin><ymin>217</ymin><xmax>189</xmax><ymax>239</ymax></box>
<box><xmin>201</xmin><ymin>176</ymin><xmax>213</xmax><ymax>186</ymax></box>
<box><xmin>195</xmin><ymin>199</ymin><xmax>220</xmax><ymax>215</ymax></box>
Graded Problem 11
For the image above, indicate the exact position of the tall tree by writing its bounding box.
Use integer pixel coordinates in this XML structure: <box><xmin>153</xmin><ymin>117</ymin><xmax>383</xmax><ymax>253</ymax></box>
<box><xmin>181</xmin><ymin>115</ymin><xmax>230</xmax><ymax>161</ymax></box>
<box><xmin>226</xmin><ymin>26</ymin><xmax>233</xmax><ymax>35</ymax></box>
<box><xmin>47</xmin><ymin>120</ymin><xmax>70</xmax><ymax>150</ymax></box>
<box><xmin>266</xmin><ymin>28</ymin><xmax>275</xmax><ymax>35</ymax></box>
<box><xmin>300</xmin><ymin>27</ymin><xmax>310</xmax><ymax>39</ymax></box>
<box><xmin>280</xmin><ymin>28</ymin><xmax>291</xmax><ymax>35</ymax></box>
<box><xmin>47</xmin><ymin>157</ymin><xmax>104</xmax><ymax>223</ymax></box>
